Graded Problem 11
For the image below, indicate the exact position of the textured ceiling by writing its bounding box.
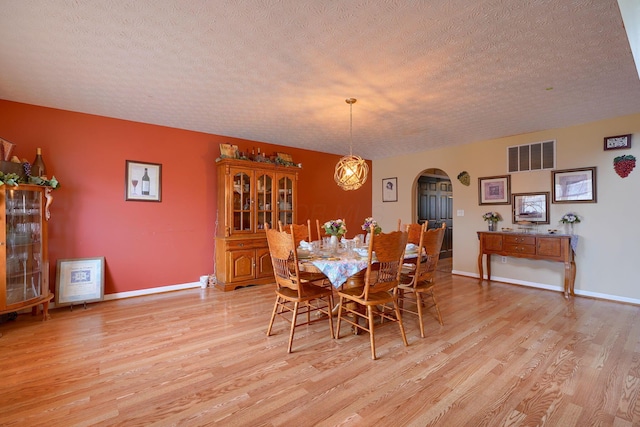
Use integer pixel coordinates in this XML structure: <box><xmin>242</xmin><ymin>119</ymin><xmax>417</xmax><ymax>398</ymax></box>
<box><xmin>1</xmin><ymin>0</ymin><xmax>639</xmax><ymax>160</ymax></box>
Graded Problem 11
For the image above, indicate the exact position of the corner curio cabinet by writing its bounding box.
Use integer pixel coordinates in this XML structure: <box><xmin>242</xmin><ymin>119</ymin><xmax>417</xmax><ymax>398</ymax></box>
<box><xmin>215</xmin><ymin>158</ymin><xmax>299</xmax><ymax>291</ymax></box>
<box><xmin>0</xmin><ymin>184</ymin><xmax>54</xmax><ymax>319</ymax></box>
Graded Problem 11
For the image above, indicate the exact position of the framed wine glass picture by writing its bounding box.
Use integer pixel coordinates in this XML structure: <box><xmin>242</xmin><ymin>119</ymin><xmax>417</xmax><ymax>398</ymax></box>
<box><xmin>125</xmin><ymin>160</ymin><xmax>162</xmax><ymax>202</ymax></box>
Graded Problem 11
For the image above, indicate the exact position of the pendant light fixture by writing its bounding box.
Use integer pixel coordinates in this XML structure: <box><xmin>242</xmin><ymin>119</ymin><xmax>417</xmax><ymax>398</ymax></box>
<box><xmin>334</xmin><ymin>98</ymin><xmax>369</xmax><ymax>191</ymax></box>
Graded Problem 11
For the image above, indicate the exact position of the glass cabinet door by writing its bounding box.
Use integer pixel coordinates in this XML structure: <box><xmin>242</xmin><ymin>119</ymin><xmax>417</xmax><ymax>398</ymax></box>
<box><xmin>232</xmin><ymin>171</ymin><xmax>252</xmax><ymax>232</ymax></box>
<box><xmin>256</xmin><ymin>173</ymin><xmax>273</xmax><ymax>230</ymax></box>
<box><xmin>278</xmin><ymin>176</ymin><xmax>294</xmax><ymax>226</ymax></box>
<box><xmin>5</xmin><ymin>188</ymin><xmax>44</xmax><ymax>306</ymax></box>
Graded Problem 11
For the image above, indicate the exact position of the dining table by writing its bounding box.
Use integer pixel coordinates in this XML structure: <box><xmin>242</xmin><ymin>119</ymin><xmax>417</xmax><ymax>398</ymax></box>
<box><xmin>299</xmin><ymin>245</ymin><xmax>419</xmax><ymax>333</ymax></box>
<box><xmin>298</xmin><ymin>245</ymin><xmax>419</xmax><ymax>289</ymax></box>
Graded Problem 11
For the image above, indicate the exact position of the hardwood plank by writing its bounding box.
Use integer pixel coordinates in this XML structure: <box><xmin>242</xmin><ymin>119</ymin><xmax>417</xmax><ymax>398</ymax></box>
<box><xmin>1</xmin><ymin>272</ymin><xmax>639</xmax><ymax>426</ymax></box>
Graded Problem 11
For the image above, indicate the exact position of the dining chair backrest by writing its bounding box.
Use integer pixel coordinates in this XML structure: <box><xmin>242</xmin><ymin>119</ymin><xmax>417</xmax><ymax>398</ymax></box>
<box><xmin>278</xmin><ymin>220</ymin><xmax>312</xmax><ymax>247</ymax></box>
<box><xmin>315</xmin><ymin>219</ymin><xmax>323</xmax><ymax>241</ymax></box>
<box><xmin>362</xmin><ymin>226</ymin><xmax>408</xmax><ymax>299</ymax></box>
<box><xmin>407</xmin><ymin>223</ymin><xmax>446</xmax><ymax>288</ymax></box>
<box><xmin>266</xmin><ymin>226</ymin><xmax>303</xmax><ymax>294</ymax></box>
<box><xmin>404</xmin><ymin>222</ymin><xmax>423</xmax><ymax>245</ymax></box>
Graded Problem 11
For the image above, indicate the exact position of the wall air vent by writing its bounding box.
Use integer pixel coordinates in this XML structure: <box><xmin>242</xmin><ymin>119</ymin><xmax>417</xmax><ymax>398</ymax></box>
<box><xmin>508</xmin><ymin>140</ymin><xmax>555</xmax><ymax>173</ymax></box>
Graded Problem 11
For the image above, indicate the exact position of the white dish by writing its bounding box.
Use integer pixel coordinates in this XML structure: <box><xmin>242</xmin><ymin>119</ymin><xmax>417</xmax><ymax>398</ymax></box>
<box><xmin>297</xmin><ymin>249</ymin><xmax>311</xmax><ymax>258</ymax></box>
<box><xmin>354</xmin><ymin>248</ymin><xmax>369</xmax><ymax>257</ymax></box>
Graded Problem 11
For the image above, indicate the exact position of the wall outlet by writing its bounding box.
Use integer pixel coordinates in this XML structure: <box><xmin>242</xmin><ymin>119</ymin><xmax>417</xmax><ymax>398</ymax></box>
<box><xmin>501</xmin><ymin>256</ymin><xmax>507</xmax><ymax>263</ymax></box>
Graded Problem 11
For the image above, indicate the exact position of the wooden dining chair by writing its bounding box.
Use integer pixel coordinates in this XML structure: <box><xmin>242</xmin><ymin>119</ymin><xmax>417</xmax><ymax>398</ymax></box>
<box><xmin>398</xmin><ymin>222</ymin><xmax>446</xmax><ymax>338</ymax></box>
<box><xmin>265</xmin><ymin>226</ymin><xmax>334</xmax><ymax>353</ymax></box>
<box><xmin>278</xmin><ymin>219</ymin><xmax>312</xmax><ymax>247</ymax></box>
<box><xmin>404</xmin><ymin>222</ymin><xmax>423</xmax><ymax>245</ymax></box>
<box><xmin>315</xmin><ymin>219</ymin><xmax>323</xmax><ymax>241</ymax></box>
<box><xmin>335</xmin><ymin>226</ymin><xmax>409</xmax><ymax>360</ymax></box>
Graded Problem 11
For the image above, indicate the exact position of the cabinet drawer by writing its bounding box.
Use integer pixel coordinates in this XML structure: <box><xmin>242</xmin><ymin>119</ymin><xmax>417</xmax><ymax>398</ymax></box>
<box><xmin>227</xmin><ymin>239</ymin><xmax>266</xmax><ymax>250</ymax></box>
<box><xmin>504</xmin><ymin>235</ymin><xmax>535</xmax><ymax>245</ymax></box>
<box><xmin>504</xmin><ymin>244</ymin><xmax>536</xmax><ymax>255</ymax></box>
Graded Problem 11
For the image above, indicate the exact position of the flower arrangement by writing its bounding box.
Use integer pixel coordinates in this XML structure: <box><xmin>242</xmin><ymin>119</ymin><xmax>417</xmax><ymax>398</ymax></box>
<box><xmin>323</xmin><ymin>219</ymin><xmax>347</xmax><ymax>237</ymax></box>
<box><xmin>482</xmin><ymin>212</ymin><xmax>502</xmax><ymax>222</ymax></box>
<box><xmin>361</xmin><ymin>217</ymin><xmax>382</xmax><ymax>235</ymax></box>
<box><xmin>560</xmin><ymin>213</ymin><xmax>580</xmax><ymax>224</ymax></box>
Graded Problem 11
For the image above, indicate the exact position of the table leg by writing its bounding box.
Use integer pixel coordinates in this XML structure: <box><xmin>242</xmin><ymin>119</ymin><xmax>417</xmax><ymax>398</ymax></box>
<box><xmin>478</xmin><ymin>253</ymin><xmax>491</xmax><ymax>282</ymax></box>
<box><xmin>564</xmin><ymin>260</ymin><xmax>576</xmax><ymax>298</ymax></box>
<box><xmin>343</xmin><ymin>270</ymin><xmax>366</xmax><ymax>335</ymax></box>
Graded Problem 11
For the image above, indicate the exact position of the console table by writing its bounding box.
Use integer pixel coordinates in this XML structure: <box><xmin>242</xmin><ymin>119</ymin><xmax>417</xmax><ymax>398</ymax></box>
<box><xmin>477</xmin><ymin>231</ymin><xmax>576</xmax><ymax>297</ymax></box>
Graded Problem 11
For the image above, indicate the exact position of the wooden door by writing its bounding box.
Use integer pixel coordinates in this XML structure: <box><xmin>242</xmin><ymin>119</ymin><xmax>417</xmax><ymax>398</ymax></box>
<box><xmin>482</xmin><ymin>233</ymin><xmax>504</xmax><ymax>252</ymax></box>
<box><xmin>536</xmin><ymin>237</ymin><xmax>562</xmax><ymax>258</ymax></box>
<box><xmin>229</xmin><ymin>168</ymin><xmax>254</xmax><ymax>234</ymax></box>
<box><xmin>255</xmin><ymin>248</ymin><xmax>273</xmax><ymax>279</ymax></box>
<box><xmin>255</xmin><ymin>171</ymin><xmax>274</xmax><ymax>230</ymax></box>
<box><xmin>277</xmin><ymin>174</ymin><xmax>295</xmax><ymax>227</ymax></box>
<box><xmin>417</xmin><ymin>176</ymin><xmax>453</xmax><ymax>259</ymax></box>
<box><xmin>228</xmin><ymin>249</ymin><xmax>255</xmax><ymax>282</ymax></box>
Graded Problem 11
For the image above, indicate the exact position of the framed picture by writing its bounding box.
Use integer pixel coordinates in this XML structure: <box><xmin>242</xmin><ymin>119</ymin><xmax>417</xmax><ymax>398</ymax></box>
<box><xmin>382</xmin><ymin>177</ymin><xmax>398</xmax><ymax>202</ymax></box>
<box><xmin>512</xmin><ymin>192</ymin><xmax>550</xmax><ymax>224</ymax></box>
<box><xmin>219</xmin><ymin>143</ymin><xmax>239</xmax><ymax>158</ymax></box>
<box><xmin>604</xmin><ymin>134</ymin><xmax>631</xmax><ymax>151</ymax></box>
<box><xmin>478</xmin><ymin>175</ymin><xmax>511</xmax><ymax>205</ymax></box>
<box><xmin>55</xmin><ymin>257</ymin><xmax>105</xmax><ymax>307</ymax></box>
<box><xmin>125</xmin><ymin>160</ymin><xmax>162</xmax><ymax>202</ymax></box>
<box><xmin>552</xmin><ymin>167</ymin><xmax>597</xmax><ymax>203</ymax></box>
<box><xmin>0</xmin><ymin>137</ymin><xmax>16</xmax><ymax>161</ymax></box>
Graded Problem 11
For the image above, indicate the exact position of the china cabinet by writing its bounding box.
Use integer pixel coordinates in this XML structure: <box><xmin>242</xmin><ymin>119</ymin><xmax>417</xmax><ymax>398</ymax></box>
<box><xmin>0</xmin><ymin>184</ymin><xmax>54</xmax><ymax>319</ymax></box>
<box><xmin>215</xmin><ymin>158</ymin><xmax>299</xmax><ymax>291</ymax></box>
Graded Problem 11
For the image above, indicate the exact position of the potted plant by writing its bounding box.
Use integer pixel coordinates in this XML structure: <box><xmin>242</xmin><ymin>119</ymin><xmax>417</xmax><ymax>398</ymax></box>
<box><xmin>323</xmin><ymin>219</ymin><xmax>347</xmax><ymax>247</ymax></box>
<box><xmin>560</xmin><ymin>212</ymin><xmax>580</xmax><ymax>234</ymax></box>
<box><xmin>482</xmin><ymin>211</ymin><xmax>502</xmax><ymax>231</ymax></box>
<box><xmin>361</xmin><ymin>217</ymin><xmax>382</xmax><ymax>235</ymax></box>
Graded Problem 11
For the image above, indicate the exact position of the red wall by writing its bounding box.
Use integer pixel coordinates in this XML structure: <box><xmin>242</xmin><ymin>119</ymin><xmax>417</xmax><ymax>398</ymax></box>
<box><xmin>0</xmin><ymin>100</ymin><xmax>372</xmax><ymax>295</ymax></box>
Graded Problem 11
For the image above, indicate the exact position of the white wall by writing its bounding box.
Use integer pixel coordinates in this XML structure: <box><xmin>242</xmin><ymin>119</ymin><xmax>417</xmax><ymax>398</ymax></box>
<box><xmin>373</xmin><ymin>113</ymin><xmax>640</xmax><ymax>303</ymax></box>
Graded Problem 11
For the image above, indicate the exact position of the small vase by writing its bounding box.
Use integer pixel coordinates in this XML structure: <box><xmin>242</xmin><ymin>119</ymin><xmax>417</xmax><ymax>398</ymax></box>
<box><xmin>568</xmin><ymin>223</ymin><xmax>575</xmax><ymax>235</ymax></box>
<box><xmin>330</xmin><ymin>235</ymin><xmax>339</xmax><ymax>247</ymax></box>
<box><xmin>488</xmin><ymin>221</ymin><xmax>496</xmax><ymax>232</ymax></box>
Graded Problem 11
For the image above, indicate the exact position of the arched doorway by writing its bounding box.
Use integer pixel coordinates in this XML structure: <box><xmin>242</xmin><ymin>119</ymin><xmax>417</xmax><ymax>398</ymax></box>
<box><xmin>415</xmin><ymin>168</ymin><xmax>453</xmax><ymax>260</ymax></box>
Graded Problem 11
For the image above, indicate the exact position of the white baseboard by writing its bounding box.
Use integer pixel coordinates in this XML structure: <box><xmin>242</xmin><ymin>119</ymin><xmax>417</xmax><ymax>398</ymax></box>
<box><xmin>15</xmin><ymin>282</ymin><xmax>204</xmax><ymax>312</ymax></box>
<box><xmin>103</xmin><ymin>282</ymin><xmax>202</xmax><ymax>301</ymax></box>
<box><xmin>52</xmin><ymin>272</ymin><xmax>640</xmax><ymax>309</ymax></box>
<box><xmin>452</xmin><ymin>270</ymin><xmax>640</xmax><ymax>305</ymax></box>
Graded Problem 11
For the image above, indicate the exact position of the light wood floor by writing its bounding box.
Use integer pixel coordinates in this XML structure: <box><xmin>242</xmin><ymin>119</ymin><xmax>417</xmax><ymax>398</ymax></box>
<box><xmin>1</xmin><ymin>271</ymin><xmax>639</xmax><ymax>426</ymax></box>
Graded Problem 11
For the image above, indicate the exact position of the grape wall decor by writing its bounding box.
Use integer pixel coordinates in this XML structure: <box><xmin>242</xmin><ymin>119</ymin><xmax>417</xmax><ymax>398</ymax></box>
<box><xmin>613</xmin><ymin>154</ymin><xmax>636</xmax><ymax>178</ymax></box>
<box><xmin>457</xmin><ymin>171</ymin><xmax>470</xmax><ymax>186</ymax></box>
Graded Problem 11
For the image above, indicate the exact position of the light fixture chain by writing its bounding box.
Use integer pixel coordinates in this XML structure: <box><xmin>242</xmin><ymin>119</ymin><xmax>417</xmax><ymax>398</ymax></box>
<box><xmin>346</xmin><ymin>97</ymin><xmax>357</xmax><ymax>156</ymax></box>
